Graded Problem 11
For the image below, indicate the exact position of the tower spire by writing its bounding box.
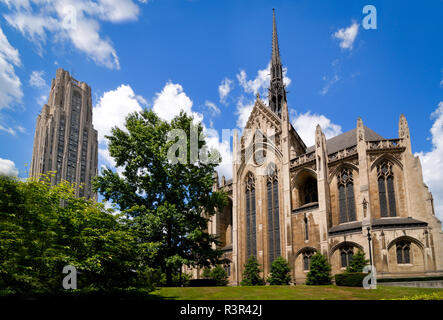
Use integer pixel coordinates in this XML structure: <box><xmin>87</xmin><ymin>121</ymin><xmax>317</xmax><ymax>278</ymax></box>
<box><xmin>269</xmin><ymin>9</ymin><xmax>286</xmax><ymax>118</ymax></box>
<box><xmin>272</xmin><ymin>8</ymin><xmax>281</xmax><ymax>66</ymax></box>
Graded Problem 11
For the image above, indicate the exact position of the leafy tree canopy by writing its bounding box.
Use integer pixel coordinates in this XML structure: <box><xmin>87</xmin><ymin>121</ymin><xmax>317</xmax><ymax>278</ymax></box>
<box><xmin>93</xmin><ymin>110</ymin><xmax>228</xmax><ymax>285</ymax></box>
<box><xmin>0</xmin><ymin>175</ymin><xmax>156</xmax><ymax>295</ymax></box>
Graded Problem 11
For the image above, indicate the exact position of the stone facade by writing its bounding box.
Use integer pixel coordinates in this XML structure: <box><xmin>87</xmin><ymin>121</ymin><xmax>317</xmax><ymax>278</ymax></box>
<box><xmin>30</xmin><ymin>68</ymin><xmax>98</xmax><ymax>200</ymax></box>
<box><xmin>204</xmin><ymin>11</ymin><xmax>443</xmax><ymax>285</ymax></box>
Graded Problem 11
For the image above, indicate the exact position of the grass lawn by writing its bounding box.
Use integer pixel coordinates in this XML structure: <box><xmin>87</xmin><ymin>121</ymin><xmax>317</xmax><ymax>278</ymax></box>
<box><xmin>148</xmin><ymin>285</ymin><xmax>443</xmax><ymax>300</ymax></box>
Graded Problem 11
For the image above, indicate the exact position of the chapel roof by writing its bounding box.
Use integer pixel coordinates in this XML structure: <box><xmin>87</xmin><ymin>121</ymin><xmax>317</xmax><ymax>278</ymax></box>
<box><xmin>305</xmin><ymin>125</ymin><xmax>384</xmax><ymax>155</ymax></box>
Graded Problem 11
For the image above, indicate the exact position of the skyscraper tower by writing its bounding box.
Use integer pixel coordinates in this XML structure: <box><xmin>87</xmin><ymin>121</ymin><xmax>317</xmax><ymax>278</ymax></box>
<box><xmin>30</xmin><ymin>68</ymin><xmax>98</xmax><ymax>200</ymax></box>
<box><xmin>268</xmin><ymin>8</ymin><xmax>287</xmax><ymax>118</ymax></box>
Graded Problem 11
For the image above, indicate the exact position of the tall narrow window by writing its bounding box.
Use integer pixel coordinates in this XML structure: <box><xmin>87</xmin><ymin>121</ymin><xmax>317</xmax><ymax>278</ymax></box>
<box><xmin>300</xmin><ymin>247</ymin><xmax>315</xmax><ymax>271</ymax></box>
<box><xmin>377</xmin><ymin>161</ymin><xmax>397</xmax><ymax>217</ymax></box>
<box><xmin>245</xmin><ymin>173</ymin><xmax>257</xmax><ymax>258</ymax></box>
<box><xmin>396</xmin><ymin>241</ymin><xmax>411</xmax><ymax>264</ymax></box>
<box><xmin>302</xmin><ymin>249</ymin><xmax>315</xmax><ymax>271</ymax></box>
<box><xmin>267</xmin><ymin>170</ymin><xmax>280</xmax><ymax>265</ymax></box>
<box><xmin>340</xmin><ymin>245</ymin><xmax>354</xmax><ymax>268</ymax></box>
<box><xmin>304</xmin><ymin>216</ymin><xmax>309</xmax><ymax>241</ymax></box>
<box><xmin>300</xmin><ymin>176</ymin><xmax>318</xmax><ymax>205</ymax></box>
<box><xmin>337</xmin><ymin>168</ymin><xmax>356</xmax><ymax>223</ymax></box>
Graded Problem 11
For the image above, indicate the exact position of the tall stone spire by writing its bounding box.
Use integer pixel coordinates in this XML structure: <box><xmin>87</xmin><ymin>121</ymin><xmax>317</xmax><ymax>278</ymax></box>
<box><xmin>269</xmin><ymin>8</ymin><xmax>287</xmax><ymax>117</ymax></box>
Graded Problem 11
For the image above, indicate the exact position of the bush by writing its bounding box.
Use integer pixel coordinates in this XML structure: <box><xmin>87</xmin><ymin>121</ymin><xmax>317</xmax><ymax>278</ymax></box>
<box><xmin>210</xmin><ymin>265</ymin><xmax>229</xmax><ymax>286</ymax></box>
<box><xmin>241</xmin><ymin>256</ymin><xmax>265</xmax><ymax>286</ymax></box>
<box><xmin>267</xmin><ymin>257</ymin><xmax>291</xmax><ymax>285</ymax></box>
<box><xmin>200</xmin><ymin>265</ymin><xmax>228</xmax><ymax>286</ymax></box>
<box><xmin>306</xmin><ymin>253</ymin><xmax>331</xmax><ymax>285</ymax></box>
<box><xmin>346</xmin><ymin>250</ymin><xmax>369</xmax><ymax>273</ymax></box>
<box><xmin>154</xmin><ymin>271</ymin><xmax>191</xmax><ymax>287</ymax></box>
<box><xmin>335</xmin><ymin>272</ymin><xmax>367</xmax><ymax>287</ymax></box>
<box><xmin>202</xmin><ymin>267</ymin><xmax>212</xmax><ymax>279</ymax></box>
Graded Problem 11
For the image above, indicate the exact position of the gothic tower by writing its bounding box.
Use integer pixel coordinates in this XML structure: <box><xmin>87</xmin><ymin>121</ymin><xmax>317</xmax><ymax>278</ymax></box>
<box><xmin>268</xmin><ymin>9</ymin><xmax>287</xmax><ymax>118</ymax></box>
<box><xmin>30</xmin><ymin>68</ymin><xmax>98</xmax><ymax>200</ymax></box>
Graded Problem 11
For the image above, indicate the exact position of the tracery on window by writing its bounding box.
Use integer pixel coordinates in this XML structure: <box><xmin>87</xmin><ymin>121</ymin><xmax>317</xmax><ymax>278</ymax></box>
<box><xmin>340</xmin><ymin>245</ymin><xmax>354</xmax><ymax>268</ymax></box>
<box><xmin>302</xmin><ymin>249</ymin><xmax>315</xmax><ymax>271</ymax></box>
<box><xmin>396</xmin><ymin>241</ymin><xmax>411</xmax><ymax>264</ymax></box>
<box><xmin>267</xmin><ymin>170</ymin><xmax>280</xmax><ymax>264</ymax></box>
<box><xmin>377</xmin><ymin>161</ymin><xmax>397</xmax><ymax>217</ymax></box>
<box><xmin>337</xmin><ymin>168</ymin><xmax>356</xmax><ymax>223</ymax></box>
<box><xmin>245</xmin><ymin>172</ymin><xmax>257</xmax><ymax>258</ymax></box>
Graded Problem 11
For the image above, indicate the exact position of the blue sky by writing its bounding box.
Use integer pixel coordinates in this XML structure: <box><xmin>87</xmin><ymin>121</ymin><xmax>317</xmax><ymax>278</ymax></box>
<box><xmin>0</xmin><ymin>0</ymin><xmax>442</xmax><ymax>217</ymax></box>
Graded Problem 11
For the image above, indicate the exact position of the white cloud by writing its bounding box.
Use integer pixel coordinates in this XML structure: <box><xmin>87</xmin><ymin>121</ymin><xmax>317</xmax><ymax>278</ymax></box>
<box><xmin>29</xmin><ymin>70</ymin><xmax>47</xmax><ymax>88</ymax></box>
<box><xmin>0</xmin><ymin>26</ymin><xmax>23</xmax><ymax>111</ymax></box>
<box><xmin>36</xmin><ymin>94</ymin><xmax>48</xmax><ymax>106</ymax></box>
<box><xmin>416</xmin><ymin>102</ymin><xmax>443</xmax><ymax>221</ymax></box>
<box><xmin>0</xmin><ymin>157</ymin><xmax>19</xmax><ymax>176</ymax></box>
<box><xmin>237</xmin><ymin>62</ymin><xmax>291</xmax><ymax>97</ymax></box>
<box><xmin>235</xmin><ymin>96</ymin><xmax>254</xmax><ymax>128</ymax></box>
<box><xmin>320</xmin><ymin>74</ymin><xmax>340</xmax><ymax>95</ymax></box>
<box><xmin>152</xmin><ymin>81</ymin><xmax>202</xmax><ymax>123</ymax></box>
<box><xmin>1</xmin><ymin>0</ymin><xmax>147</xmax><ymax>69</ymax></box>
<box><xmin>16</xmin><ymin>125</ymin><xmax>26</xmax><ymax>133</ymax></box>
<box><xmin>290</xmin><ymin>109</ymin><xmax>342</xmax><ymax>146</ymax></box>
<box><xmin>205</xmin><ymin>100</ymin><xmax>220</xmax><ymax>116</ymax></box>
<box><xmin>218</xmin><ymin>78</ymin><xmax>233</xmax><ymax>104</ymax></box>
<box><xmin>93</xmin><ymin>84</ymin><xmax>144</xmax><ymax>144</ymax></box>
<box><xmin>333</xmin><ymin>22</ymin><xmax>359</xmax><ymax>50</ymax></box>
<box><xmin>93</xmin><ymin>84</ymin><xmax>145</xmax><ymax>177</ymax></box>
<box><xmin>204</xmin><ymin>127</ymin><xmax>233</xmax><ymax>179</ymax></box>
<box><xmin>0</xmin><ymin>124</ymin><xmax>16</xmax><ymax>135</ymax></box>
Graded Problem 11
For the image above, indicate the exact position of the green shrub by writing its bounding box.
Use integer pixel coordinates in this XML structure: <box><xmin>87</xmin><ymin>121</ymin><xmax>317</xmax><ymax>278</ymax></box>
<box><xmin>335</xmin><ymin>272</ymin><xmax>367</xmax><ymax>287</ymax></box>
<box><xmin>306</xmin><ymin>253</ymin><xmax>331</xmax><ymax>285</ymax></box>
<box><xmin>210</xmin><ymin>265</ymin><xmax>228</xmax><ymax>286</ymax></box>
<box><xmin>199</xmin><ymin>265</ymin><xmax>228</xmax><ymax>286</ymax></box>
<box><xmin>267</xmin><ymin>257</ymin><xmax>291</xmax><ymax>285</ymax></box>
<box><xmin>346</xmin><ymin>250</ymin><xmax>369</xmax><ymax>273</ymax></box>
<box><xmin>154</xmin><ymin>270</ymin><xmax>191</xmax><ymax>287</ymax></box>
<box><xmin>202</xmin><ymin>267</ymin><xmax>212</xmax><ymax>279</ymax></box>
<box><xmin>241</xmin><ymin>256</ymin><xmax>265</xmax><ymax>286</ymax></box>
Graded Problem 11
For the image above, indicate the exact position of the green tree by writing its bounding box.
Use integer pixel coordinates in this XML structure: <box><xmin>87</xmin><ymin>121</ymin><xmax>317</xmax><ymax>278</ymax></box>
<box><xmin>346</xmin><ymin>250</ymin><xmax>369</xmax><ymax>273</ymax></box>
<box><xmin>267</xmin><ymin>257</ymin><xmax>291</xmax><ymax>285</ymax></box>
<box><xmin>93</xmin><ymin>110</ymin><xmax>228</xmax><ymax>286</ymax></box>
<box><xmin>0</xmin><ymin>174</ymin><xmax>157</xmax><ymax>295</ymax></box>
<box><xmin>306</xmin><ymin>253</ymin><xmax>332</xmax><ymax>285</ymax></box>
<box><xmin>241</xmin><ymin>256</ymin><xmax>265</xmax><ymax>286</ymax></box>
<box><xmin>202</xmin><ymin>267</ymin><xmax>212</xmax><ymax>279</ymax></box>
<box><xmin>202</xmin><ymin>265</ymin><xmax>229</xmax><ymax>286</ymax></box>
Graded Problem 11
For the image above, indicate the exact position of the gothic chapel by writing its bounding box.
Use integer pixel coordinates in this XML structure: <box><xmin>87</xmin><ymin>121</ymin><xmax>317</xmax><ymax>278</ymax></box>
<box><xmin>202</xmin><ymin>10</ymin><xmax>443</xmax><ymax>284</ymax></box>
